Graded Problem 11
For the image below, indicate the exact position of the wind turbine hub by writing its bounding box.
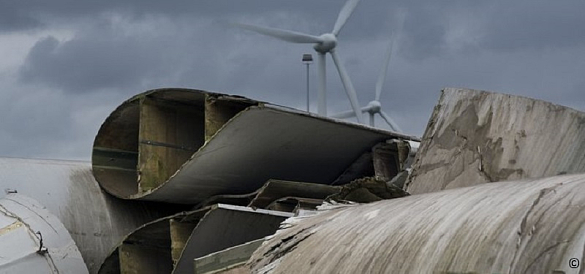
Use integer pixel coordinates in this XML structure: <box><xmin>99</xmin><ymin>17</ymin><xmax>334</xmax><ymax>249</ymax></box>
<box><xmin>367</xmin><ymin>101</ymin><xmax>382</xmax><ymax>113</ymax></box>
<box><xmin>314</xmin><ymin>33</ymin><xmax>337</xmax><ymax>53</ymax></box>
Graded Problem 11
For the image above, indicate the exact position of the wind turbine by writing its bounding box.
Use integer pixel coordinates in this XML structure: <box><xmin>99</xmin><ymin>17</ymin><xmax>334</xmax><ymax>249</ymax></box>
<box><xmin>234</xmin><ymin>0</ymin><xmax>364</xmax><ymax>123</ymax></box>
<box><xmin>331</xmin><ymin>15</ymin><xmax>405</xmax><ymax>132</ymax></box>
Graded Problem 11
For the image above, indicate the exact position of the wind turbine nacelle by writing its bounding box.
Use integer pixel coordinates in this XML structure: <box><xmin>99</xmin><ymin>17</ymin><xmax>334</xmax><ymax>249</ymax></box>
<box><xmin>366</xmin><ymin>101</ymin><xmax>382</xmax><ymax>113</ymax></box>
<box><xmin>314</xmin><ymin>33</ymin><xmax>337</xmax><ymax>53</ymax></box>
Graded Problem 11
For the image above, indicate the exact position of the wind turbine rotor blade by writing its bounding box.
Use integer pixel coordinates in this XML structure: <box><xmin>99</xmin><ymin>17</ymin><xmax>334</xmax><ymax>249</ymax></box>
<box><xmin>317</xmin><ymin>53</ymin><xmax>327</xmax><ymax>116</ymax></box>
<box><xmin>375</xmin><ymin>32</ymin><xmax>395</xmax><ymax>101</ymax></box>
<box><xmin>332</xmin><ymin>0</ymin><xmax>362</xmax><ymax>36</ymax></box>
<box><xmin>331</xmin><ymin>110</ymin><xmax>357</xmax><ymax>119</ymax></box>
<box><xmin>234</xmin><ymin>23</ymin><xmax>324</xmax><ymax>43</ymax></box>
<box><xmin>332</xmin><ymin>105</ymin><xmax>371</xmax><ymax>118</ymax></box>
<box><xmin>375</xmin><ymin>12</ymin><xmax>406</xmax><ymax>101</ymax></box>
<box><xmin>380</xmin><ymin>111</ymin><xmax>402</xmax><ymax>132</ymax></box>
<box><xmin>330</xmin><ymin>50</ymin><xmax>363</xmax><ymax>123</ymax></box>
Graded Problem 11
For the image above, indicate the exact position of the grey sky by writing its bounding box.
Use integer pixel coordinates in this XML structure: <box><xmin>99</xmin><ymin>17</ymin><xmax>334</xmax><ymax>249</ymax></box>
<box><xmin>1</xmin><ymin>0</ymin><xmax>584</xmax><ymax>160</ymax></box>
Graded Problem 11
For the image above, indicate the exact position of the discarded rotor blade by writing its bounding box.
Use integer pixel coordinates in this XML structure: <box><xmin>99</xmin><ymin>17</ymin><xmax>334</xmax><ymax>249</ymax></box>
<box><xmin>249</xmin><ymin>174</ymin><xmax>585</xmax><ymax>274</ymax></box>
<box><xmin>332</xmin><ymin>0</ymin><xmax>362</xmax><ymax>36</ymax></box>
<box><xmin>92</xmin><ymin>89</ymin><xmax>420</xmax><ymax>203</ymax></box>
<box><xmin>330</xmin><ymin>50</ymin><xmax>363</xmax><ymax>123</ymax></box>
<box><xmin>234</xmin><ymin>23</ymin><xmax>323</xmax><ymax>43</ymax></box>
<box><xmin>380</xmin><ymin>110</ymin><xmax>402</xmax><ymax>132</ymax></box>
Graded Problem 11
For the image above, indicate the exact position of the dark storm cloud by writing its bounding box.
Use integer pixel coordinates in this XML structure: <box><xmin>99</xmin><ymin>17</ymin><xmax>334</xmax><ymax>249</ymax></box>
<box><xmin>6</xmin><ymin>0</ymin><xmax>585</xmax><ymax>53</ymax></box>
<box><xmin>0</xmin><ymin>0</ymin><xmax>335</xmax><ymax>30</ymax></box>
<box><xmin>0</xmin><ymin>10</ymin><xmax>43</xmax><ymax>32</ymax></box>
<box><xmin>480</xmin><ymin>0</ymin><xmax>585</xmax><ymax>51</ymax></box>
<box><xmin>400</xmin><ymin>7</ymin><xmax>447</xmax><ymax>60</ymax></box>
<box><xmin>388</xmin><ymin>0</ymin><xmax>585</xmax><ymax>59</ymax></box>
<box><xmin>18</xmin><ymin>18</ymin><xmax>172</xmax><ymax>93</ymax></box>
<box><xmin>13</xmin><ymin>0</ymin><xmax>405</xmax><ymax>95</ymax></box>
<box><xmin>0</xmin><ymin>86</ymin><xmax>75</xmax><ymax>158</ymax></box>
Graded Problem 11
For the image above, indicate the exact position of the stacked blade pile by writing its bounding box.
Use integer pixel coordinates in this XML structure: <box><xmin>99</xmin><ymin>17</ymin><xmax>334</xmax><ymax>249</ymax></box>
<box><xmin>90</xmin><ymin>88</ymin><xmax>417</xmax><ymax>273</ymax></box>
<box><xmin>250</xmin><ymin>174</ymin><xmax>585</xmax><ymax>274</ymax></box>
<box><xmin>4</xmin><ymin>87</ymin><xmax>583</xmax><ymax>274</ymax></box>
<box><xmin>248</xmin><ymin>88</ymin><xmax>585</xmax><ymax>274</ymax></box>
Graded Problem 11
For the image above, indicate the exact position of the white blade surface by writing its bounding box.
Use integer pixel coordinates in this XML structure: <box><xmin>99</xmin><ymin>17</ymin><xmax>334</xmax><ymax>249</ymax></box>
<box><xmin>330</xmin><ymin>50</ymin><xmax>363</xmax><ymax>123</ymax></box>
<box><xmin>317</xmin><ymin>53</ymin><xmax>327</xmax><ymax>116</ymax></box>
<box><xmin>375</xmin><ymin>32</ymin><xmax>395</xmax><ymax>101</ymax></box>
<box><xmin>331</xmin><ymin>105</ymin><xmax>370</xmax><ymax>119</ymax></box>
<box><xmin>332</xmin><ymin>0</ymin><xmax>362</xmax><ymax>36</ymax></box>
<box><xmin>380</xmin><ymin>111</ymin><xmax>402</xmax><ymax>132</ymax></box>
<box><xmin>375</xmin><ymin>12</ymin><xmax>405</xmax><ymax>101</ymax></box>
<box><xmin>331</xmin><ymin>109</ymin><xmax>357</xmax><ymax>119</ymax></box>
<box><xmin>235</xmin><ymin>23</ymin><xmax>323</xmax><ymax>43</ymax></box>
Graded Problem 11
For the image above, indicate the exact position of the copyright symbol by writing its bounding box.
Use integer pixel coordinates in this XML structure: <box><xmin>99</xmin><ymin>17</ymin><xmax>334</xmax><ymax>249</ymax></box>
<box><xmin>569</xmin><ymin>258</ymin><xmax>580</xmax><ymax>268</ymax></box>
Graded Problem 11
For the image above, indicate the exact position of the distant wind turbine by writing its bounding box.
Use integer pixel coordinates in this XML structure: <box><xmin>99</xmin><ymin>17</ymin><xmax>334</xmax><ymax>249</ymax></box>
<box><xmin>234</xmin><ymin>0</ymin><xmax>364</xmax><ymax>123</ymax></box>
<box><xmin>331</xmin><ymin>13</ymin><xmax>405</xmax><ymax>132</ymax></box>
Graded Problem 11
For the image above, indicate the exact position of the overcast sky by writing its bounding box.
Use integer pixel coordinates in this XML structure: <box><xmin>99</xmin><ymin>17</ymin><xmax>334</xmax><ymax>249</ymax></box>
<box><xmin>1</xmin><ymin>0</ymin><xmax>584</xmax><ymax>160</ymax></box>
